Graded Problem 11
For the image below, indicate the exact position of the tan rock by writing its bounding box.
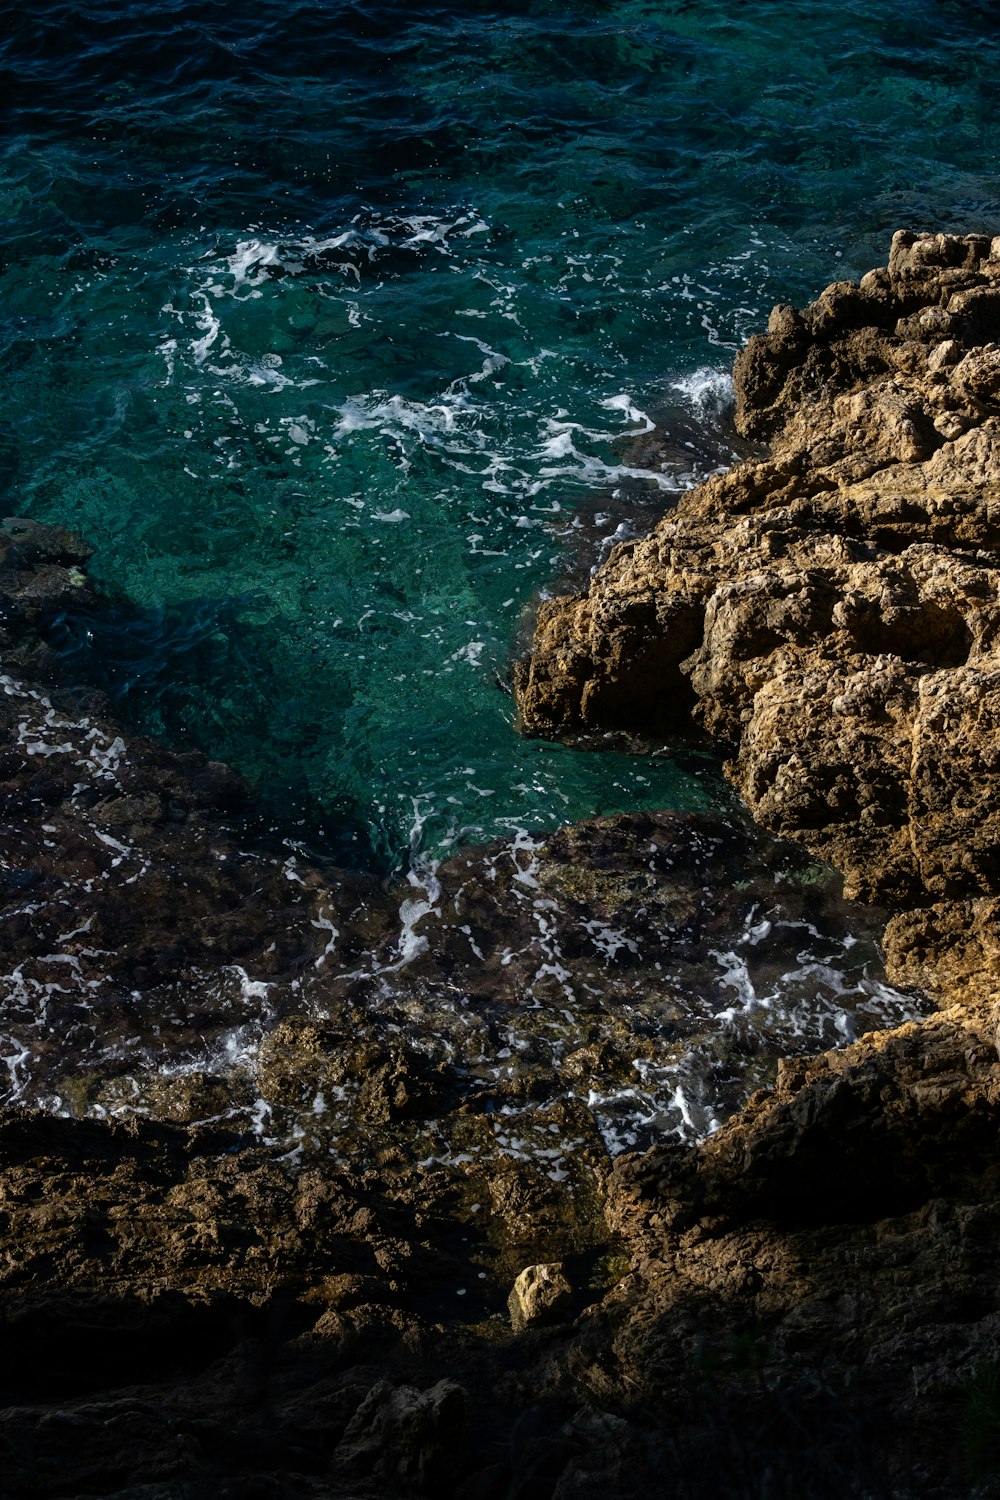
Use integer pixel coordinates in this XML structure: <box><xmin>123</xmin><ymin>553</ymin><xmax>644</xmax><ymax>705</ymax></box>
<box><xmin>513</xmin><ymin>240</ymin><xmax>1000</xmax><ymax>1475</ymax></box>
<box><xmin>516</xmin><ymin>230</ymin><xmax>1000</xmax><ymax>1007</ymax></box>
<box><xmin>508</xmin><ymin>1261</ymin><xmax>573</xmax><ymax>1331</ymax></box>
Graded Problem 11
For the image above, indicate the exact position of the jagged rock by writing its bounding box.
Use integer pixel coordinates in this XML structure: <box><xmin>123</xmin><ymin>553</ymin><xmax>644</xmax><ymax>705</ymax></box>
<box><xmin>509</xmin><ymin>236</ymin><xmax>1000</xmax><ymax>1494</ymax></box>
<box><xmin>0</xmin><ymin>525</ymin><xmax>908</xmax><ymax>1168</ymax></box>
<box><xmin>566</xmin><ymin>1002</ymin><xmax>1000</xmax><ymax>1496</ymax></box>
<box><xmin>508</xmin><ymin>1262</ymin><xmax>573</xmax><ymax>1331</ymax></box>
<box><xmin>515</xmin><ymin>231</ymin><xmax>1000</xmax><ymax>1005</ymax></box>
<box><xmin>335</xmin><ymin>1378</ymin><xmax>467</xmax><ymax>1489</ymax></box>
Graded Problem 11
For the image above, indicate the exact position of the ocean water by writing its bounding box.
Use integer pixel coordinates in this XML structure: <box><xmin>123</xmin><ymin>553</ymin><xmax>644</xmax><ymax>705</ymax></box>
<box><xmin>3</xmin><ymin>0</ymin><xmax>999</xmax><ymax>868</ymax></box>
<box><xmin>0</xmin><ymin>2</ymin><xmax>995</xmax><ymax>1157</ymax></box>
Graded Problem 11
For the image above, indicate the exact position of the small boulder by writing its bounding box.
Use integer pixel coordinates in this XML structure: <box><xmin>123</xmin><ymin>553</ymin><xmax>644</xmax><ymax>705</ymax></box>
<box><xmin>508</xmin><ymin>1262</ymin><xmax>573</xmax><ymax>1332</ymax></box>
<box><xmin>336</xmin><ymin>1377</ymin><xmax>467</xmax><ymax>1489</ymax></box>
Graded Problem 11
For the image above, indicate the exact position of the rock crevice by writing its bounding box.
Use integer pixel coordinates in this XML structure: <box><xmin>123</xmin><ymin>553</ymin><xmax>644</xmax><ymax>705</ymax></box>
<box><xmin>4</xmin><ymin>234</ymin><xmax>1000</xmax><ymax>1496</ymax></box>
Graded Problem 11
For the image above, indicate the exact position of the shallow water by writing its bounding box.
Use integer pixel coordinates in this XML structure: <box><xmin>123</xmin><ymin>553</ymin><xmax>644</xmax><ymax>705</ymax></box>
<box><xmin>0</xmin><ymin>663</ymin><xmax>931</xmax><ymax>1160</ymax></box>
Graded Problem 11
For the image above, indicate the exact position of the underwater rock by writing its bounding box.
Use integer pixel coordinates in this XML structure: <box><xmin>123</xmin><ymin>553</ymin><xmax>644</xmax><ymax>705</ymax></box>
<box><xmin>509</xmin><ymin>233</ymin><xmax>1000</xmax><ymax>1496</ymax></box>
<box><xmin>0</xmin><ymin>526</ymin><xmax>914</xmax><ymax>1166</ymax></box>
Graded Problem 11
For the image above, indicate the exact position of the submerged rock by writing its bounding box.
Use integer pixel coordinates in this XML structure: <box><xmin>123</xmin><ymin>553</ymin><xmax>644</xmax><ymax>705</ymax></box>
<box><xmin>0</xmin><ymin>517</ymin><xmax>916</xmax><ymax>1174</ymax></box>
<box><xmin>512</xmin><ymin>231</ymin><xmax>1000</xmax><ymax>1496</ymax></box>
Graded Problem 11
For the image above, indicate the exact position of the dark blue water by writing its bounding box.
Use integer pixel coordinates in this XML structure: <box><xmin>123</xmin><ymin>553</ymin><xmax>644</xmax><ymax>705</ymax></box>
<box><xmin>3</xmin><ymin>0</ymin><xmax>999</xmax><ymax>867</ymax></box>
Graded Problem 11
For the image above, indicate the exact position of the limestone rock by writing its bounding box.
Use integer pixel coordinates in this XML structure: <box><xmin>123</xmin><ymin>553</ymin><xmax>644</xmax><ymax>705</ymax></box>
<box><xmin>509</xmin><ymin>235</ymin><xmax>1000</xmax><ymax>1491</ymax></box>
<box><xmin>508</xmin><ymin>1261</ymin><xmax>573</xmax><ymax>1331</ymax></box>
<box><xmin>6</xmin><ymin>240</ymin><xmax>1000</xmax><ymax>1497</ymax></box>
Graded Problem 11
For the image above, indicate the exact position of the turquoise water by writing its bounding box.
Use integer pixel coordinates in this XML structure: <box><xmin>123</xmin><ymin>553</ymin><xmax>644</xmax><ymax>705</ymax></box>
<box><xmin>3</xmin><ymin>0</ymin><xmax>999</xmax><ymax>867</ymax></box>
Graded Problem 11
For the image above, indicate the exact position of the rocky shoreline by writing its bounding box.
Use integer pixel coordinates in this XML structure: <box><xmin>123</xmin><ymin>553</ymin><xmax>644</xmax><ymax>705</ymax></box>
<box><xmin>515</xmin><ymin>229</ymin><xmax>1000</xmax><ymax>1494</ymax></box>
<box><xmin>3</xmin><ymin>231</ymin><xmax>1000</xmax><ymax>1497</ymax></box>
<box><xmin>517</xmin><ymin>229</ymin><xmax>1000</xmax><ymax>1007</ymax></box>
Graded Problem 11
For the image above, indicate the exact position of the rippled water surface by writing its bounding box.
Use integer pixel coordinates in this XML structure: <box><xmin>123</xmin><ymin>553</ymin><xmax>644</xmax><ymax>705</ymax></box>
<box><xmin>4</xmin><ymin>0</ymin><xmax>999</xmax><ymax>863</ymax></box>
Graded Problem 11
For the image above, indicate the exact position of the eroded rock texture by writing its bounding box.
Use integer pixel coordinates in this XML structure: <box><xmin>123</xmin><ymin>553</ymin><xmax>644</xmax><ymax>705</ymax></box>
<box><xmin>0</xmin><ymin>519</ymin><xmax>912</xmax><ymax>1183</ymax></box>
<box><xmin>516</xmin><ymin>230</ymin><xmax>1000</xmax><ymax>1006</ymax></box>
<box><xmin>573</xmin><ymin>1000</ymin><xmax>1000</xmax><ymax>1498</ymax></box>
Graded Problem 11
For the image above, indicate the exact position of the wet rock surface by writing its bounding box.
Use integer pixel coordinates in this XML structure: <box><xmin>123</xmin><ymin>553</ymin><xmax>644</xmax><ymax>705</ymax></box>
<box><xmin>0</xmin><ymin>515</ymin><xmax>932</xmax><ymax>1494</ymax></box>
<box><xmin>570</xmin><ymin>1002</ymin><xmax>1000</xmax><ymax>1498</ymax></box>
<box><xmin>0</xmin><ymin>519</ymin><xmax>914</xmax><ymax>1175</ymax></box>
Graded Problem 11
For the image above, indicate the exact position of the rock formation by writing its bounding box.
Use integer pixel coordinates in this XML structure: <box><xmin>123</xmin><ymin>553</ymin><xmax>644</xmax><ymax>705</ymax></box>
<box><xmin>513</xmin><ymin>230</ymin><xmax>1000</xmax><ymax>1495</ymax></box>
<box><xmin>0</xmin><ymin>512</ymin><xmax>921</xmax><ymax>1495</ymax></box>
<box><xmin>516</xmin><ymin>229</ymin><xmax>1000</xmax><ymax>1013</ymax></box>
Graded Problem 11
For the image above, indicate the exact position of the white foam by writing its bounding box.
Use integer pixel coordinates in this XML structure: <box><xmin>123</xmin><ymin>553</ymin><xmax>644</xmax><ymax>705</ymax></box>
<box><xmin>450</xmin><ymin>640</ymin><xmax>485</xmax><ymax>667</ymax></box>
<box><xmin>583</xmin><ymin>919</ymin><xmax>640</xmax><ymax>961</ymax></box>
<box><xmin>332</xmin><ymin>391</ymin><xmax>463</xmax><ymax>442</ymax></box>
<box><xmin>312</xmin><ymin>908</ymin><xmax>340</xmax><ymax>968</ymax></box>
<box><xmin>531</xmin><ymin>416</ymin><xmax>689</xmax><ymax>493</ymax></box>
<box><xmin>669</xmin><ymin>367</ymin><xmax>735</xmax><ymax>417</ymax></box>
<box><xmin>190</xmin><ymin>296</ymin><xmax>227</xmax><ymax>366</ymax></box>
<box><xmin>388</xmin><ymin>798</ymin><xmax>443</xmax><ymax>968</ymax></box>
<box><xmin>229</xmin><ymin>966</ymin><xmax>274</xmax><ymax>1004</ymax></box>
<box><xmin>599</xmin><ymin>393</ymin><xmax>656</xmax><ymax>432</ymax></box>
